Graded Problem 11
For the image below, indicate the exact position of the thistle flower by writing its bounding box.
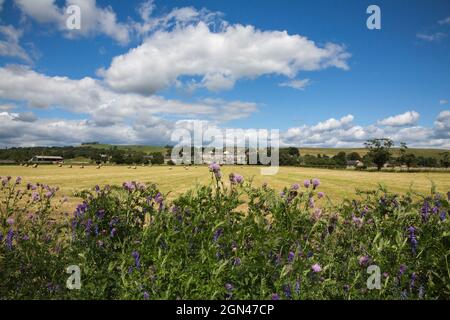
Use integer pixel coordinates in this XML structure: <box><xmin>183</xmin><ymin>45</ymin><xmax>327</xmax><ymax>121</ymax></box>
<box><xmin>6</xmin><ymin>217</ymin><xmax>14</xmax><ymax>225</ymax></box>
<box><xmin>311</xmin><ymin>263</ymin><xmax>322</xmax><ymax>273</ymax></box>
<box><xmin>209</xmin><ymin>163</ymin><xmax>220</xmax><ymax>172</ymax></box>
<box><xmin>358</xmin><ymin>255</ymin><xmax>370</xmax><ymax>267</ymax></box>
<box><xmin>15</xmin><ymin>176</ymin><xmax>22</xmax><ymax>185</ymax></box>
<box><xmin>312</xmin><ymin>178</ymin><xmax>320</xmax><ymax>189</ymax></box>
<box><xmin>291</xmin><ymin>183</ymin><xmax>299</xmax><ymax>190</ymax></box>
<box><xmin>303</xmin><ymin>180</ymin><xmax>310</xmax><ymax>188</ymax></box>
<box><xmin>122</xmin><ymin>181</ymin><xmax>136</xmax><ymax>192</ymax></box>
<box><xmin>225</xmin><ymin>283</ymin><xmax>233</xmax><ymax>291</ymax></box>
<box><xmin>317</xmin><ymin>191</ymin><xmax>325</xmax><ymax>199</ymax></box>
<box><xmin>143</xmin><ymin>291</ymin><xmax>150</xmax><ymax>300</ymax></box>
<box><xmin>233</xmin><ymin>257</ymin><xmax>242</xmax><ymax>266</ymax></box>
<box><xmin>31</xmin><ymin>192</ymin><xmax>40</xmax><ymax>202</ymax></box>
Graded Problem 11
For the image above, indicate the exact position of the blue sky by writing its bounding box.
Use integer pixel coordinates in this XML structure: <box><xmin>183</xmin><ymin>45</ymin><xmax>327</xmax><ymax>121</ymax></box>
<box><xmin>0</xmin><ymin>0</ymin><xmax>449</xmax><ymax>147</ymax></box>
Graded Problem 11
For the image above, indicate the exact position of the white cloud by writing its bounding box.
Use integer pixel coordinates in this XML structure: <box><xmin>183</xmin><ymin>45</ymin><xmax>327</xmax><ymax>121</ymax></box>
<box><xmin>311</xmin><ymin>114</ymin><xmax>354</xmax><ymax>132</ymax></box>
<box><xmin>278</xmin><ymin>79</ymin><xmax>311</xmax><ymax>90</ymax></box>
<box><xmin>14</xmin><ymin>0</ymin><xmax>130</xmax><ymax>45</ymax></box>
<box><xmin>434</xmin><ymin>110</ymin><xmax>450</xmax><ymax>139</ymax></box>
<box><xmin>100</xmin><ymin>22</ymin><xmax>350</xmax><ymax>94</ymax></box>
<box><xmin>0</xmin><ymin>0</ymin><xmax>5</xmax><ymax>12</ymax></box>
<box><xmin>440</xmin><ymin>99</ymin><xmax>448</xmax><ymax>105</ymax></box>
<box><xmin>438</xmin><ymin>17</ymin><xmax>450</xmax><ymax>25</ymax></box>
<box><xmin>416</xmin><ymin>32</ymin><xmax>447</xmax><ymax>42</ymax></box>
<box><xmin>0</xmin><ymin>65</ymin><xmax>259</xmax><ymax>125</ymax></box>
<box><xmin>378</xmin><ymin>111</ymin><xmax>420</xmax><ymax>127</ymax></box>
<box><xmin>0</xmin><ymin>25</ymin><xmax>32</xmax><ymax>63</ymax></box>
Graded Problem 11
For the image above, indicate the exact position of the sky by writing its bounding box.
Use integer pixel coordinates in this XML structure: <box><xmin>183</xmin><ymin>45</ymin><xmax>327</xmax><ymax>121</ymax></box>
<box><xmin>0</xmin><ymin>0</ymin><xmax>449</xmax><ymax>148</ymax></box>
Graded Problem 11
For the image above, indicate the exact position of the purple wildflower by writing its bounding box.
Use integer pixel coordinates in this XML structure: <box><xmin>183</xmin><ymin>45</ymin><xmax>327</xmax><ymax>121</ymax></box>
<box><xmin>358</xmin><ymin>255</ymin><xmax>370</xmax><ymax>267</ymax></box>
<box><xmin>6</xmin><ymin>217</ymin><xmax>14</xmax><ymax>225</ymax></box>
<box><xmin>283</xmin><ymin>284</ymin><xmax>292</xmax><ymax>299</ymax></box>
<box><xmin>85</xmin><ymin>219</ymin><xmax>92</xmax><ymax>236</ymax></box>
<box><xmin>410</xmin><ymin>272</ymin><xmax>417</xmax><ymax>290</ymax></box>
<box><xmin>143</xmin><ymin>291</ymin><xmax>150</xmax><ymax>300</ymax></box>
<box><xmin>312</xmin><ymin>178</ymin><xmax>320</xmax><ymax>189</ymax></box>
<box><xmin>209</xmin><ymin>163</ymin><xmax>220</xmax><ymax>173</ymax></box>
<box><xmin>97</xmin><ymin>209</ymin><xmax>105</xmax><ymax>219</ymax></box>
<box><xmin>311</xmin><ymin>263</ymin><xmax>322</xmax><ymax>273</ymax></box>
<box><xmin>6</xmin><ymin>229</ymin><xmax>13</xmax><ymax>250</ymax></box>
<box><xmin>408</xmin><ymin>226</ymin><xmax>418</xmax><ymax>255</ymax></box>
<box><xmin>303</xmin><ymin>180</ymin><xmax>310</xmax><ymax>188</ymax></box>
<box><xmin>132</xmin><ymin>251</ymin><xmax>140</xmax><ymax>269</ymax></box>
<box><xmin>31</xmin><ymin>192</ymin><xmax>40</xmax><ymax>202</ymax></box>
<box><xmin>421</xmin><ymin>200</ymin><xmax>430</xmax><ymax>222</ymax></box>
<box><xmin>225</xmin><ymin>283</ymin><xmax>233</xmax><ymax>291</ymax></box>
<box><xmin>271</xmin><ymin>293</ymin><xmax>280</xmax><ymax>300</ymax></box>
<box><xmin>288</xmin><ymin>251</ymin><xmax>295</xmax><ymax>263</ymax></box>
<box><xmin>291</xmin><ymin>183</ymin><xmax>299</xmax><ymax>190</ymax></box>
<box><xmin>399</xmin><ymin>264</ymin><xmax>407</xmax><ymax>276</ymax></box>
<box><xmin>233</xmin><ymin>257</ymin><xmax>242</xmax><ymax>266</ymax></box>
<box><xmin>440</xmin><ymin>210</ymin><xmax>446</xmax><ymax>221</ymax></box>
<box><xmin>317</xmin><ymin>191</ymin><xmax>325</xmax><ymax>199</ymax></box>
<box><xmin>110</xmin><ymin>227</ymin><xmax>117</xmax><ymax>238</ymax></box>
<box><xmin>213</xmin><ymin>228</ymin><xmax>223</xmax><ymax>242</ymax></box>
<box><xmin>15</xmin><ymin>176</ymin><xmax>22</xmax><ymax>185</ymax></box>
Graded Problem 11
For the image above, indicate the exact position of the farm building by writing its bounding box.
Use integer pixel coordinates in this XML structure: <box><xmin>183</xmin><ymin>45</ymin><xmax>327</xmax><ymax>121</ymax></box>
<box><xmin>346</xmin><ymin>160</ymin><xmax>364</xmax><ymax>168</ymax></box>
<box><xmin>29</xmin><ymin>156</ymin><xmax>64</xmax><ymax>164</ymax></box>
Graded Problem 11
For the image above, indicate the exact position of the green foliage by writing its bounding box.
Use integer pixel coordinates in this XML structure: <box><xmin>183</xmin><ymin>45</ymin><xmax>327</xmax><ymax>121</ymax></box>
<box><xmin>365</xmin><ymin>138</ymin><xmax>394</xmax><ymax>171</ymax></box>
<box><xmin>1</xmin><ymin>170</ymin><xmax>449</xmax><ymax>300</ymax></box>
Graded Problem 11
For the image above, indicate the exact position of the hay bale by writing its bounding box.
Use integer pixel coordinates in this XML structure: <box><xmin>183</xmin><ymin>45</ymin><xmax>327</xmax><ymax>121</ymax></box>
<box><xmin>96</xmin><ymin>165</ymin><xmax>101</xmax><ymax>169</ymax></box>
<box><xmin>80</xmin><ymin>165</ymin><xmax>84</xmax><ymax>169</ymax></box>
<box><xmin>33</xmin><ymin>164</ymin><xmax>38</xmax><ymax>168</ymax></box>
<box><xmin>68</xmin><ymin>165</ymin><xmax>72</xmax><ymax>168</ymax></box>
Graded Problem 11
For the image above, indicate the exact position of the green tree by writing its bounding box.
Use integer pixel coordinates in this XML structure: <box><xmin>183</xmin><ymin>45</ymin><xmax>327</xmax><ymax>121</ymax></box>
<box><xmin>364</xmin><ymin>138</ymin><xmax>394</xmax><ymax>171</ymax></box>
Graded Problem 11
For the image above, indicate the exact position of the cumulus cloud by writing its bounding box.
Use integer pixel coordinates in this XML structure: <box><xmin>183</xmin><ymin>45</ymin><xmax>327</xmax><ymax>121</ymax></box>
<box><xmin>311</xmin><ymin>114</ymin><xmax>354</xmax><ymax>132</ymax></box>
<box><xmin>377</xmin><ymin>111</ymin><xmax>420</xmax><ymax>127</ymax></box>
<box><xmin>434</xmin><ymin>110</ymin><xmax>450</xmax><ymax>139</ymax></box>
<box><xmin>278</xmin><ymin>79</ymin><xmax>311</xmax><ymax>90</ymax></box>
<box><xmin>99</xmin><ymin>22</ymin><xmax>350</xmax><ymax>94</ymax></box>
<box><xmin>0</xmin><ymin>65</ymin><xmax>259</xmax><ymax>125</ymax></box>
<box><xmin>0</xmin><ymin>25</ymin><xmax>32</xmax><ymax>63</ymax></box>
<box><xmin>14</xmin><ymin>0</ymin><xmax>130</xmax><ymax>45</ymax></box>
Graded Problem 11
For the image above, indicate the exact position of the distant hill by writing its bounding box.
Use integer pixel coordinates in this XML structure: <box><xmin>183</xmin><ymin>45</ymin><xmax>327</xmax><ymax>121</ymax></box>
<box><xmin>81</xmin><ymin>144</ymin><xmax>168</xmax><ymax>154</ymax></box>
<box><xmin>79</xmin><ymin>144</ymin><xmax>448</xmax><ymax>159</ymax></box>
<box><xmin>299</xmin><ymin>147</ymin><xmax>448</xmax><ymax>158</ymax></box>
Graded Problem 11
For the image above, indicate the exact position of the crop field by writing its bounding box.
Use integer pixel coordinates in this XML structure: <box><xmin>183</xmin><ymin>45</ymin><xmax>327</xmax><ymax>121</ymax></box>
<box><xmin>0</xmin><ymin>165</ymin><xmax>449</xmax><ymax>205</ymax></box>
